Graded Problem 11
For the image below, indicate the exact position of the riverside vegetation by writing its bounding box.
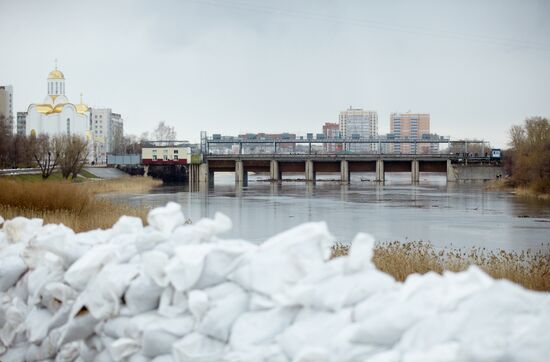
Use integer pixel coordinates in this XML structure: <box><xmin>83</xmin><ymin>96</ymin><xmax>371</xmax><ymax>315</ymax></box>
<box><xmin>500</xmin><ymin>117</ymin><xmax>550</xmax><ymax>199</ymax></box>
<box><xmin>0</xmin><ymin>177</ymin><xmax>160</xmax><ymax>232</ymax></box>
<box><xmin>332</xmin><ymin>242</ymin><xmax>550</xmax><ymax>292</ymax></box>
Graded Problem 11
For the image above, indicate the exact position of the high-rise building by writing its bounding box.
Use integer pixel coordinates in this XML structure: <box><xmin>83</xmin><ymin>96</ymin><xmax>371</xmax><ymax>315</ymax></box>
<box><xmin>0</xmin><ymin>85</ymin><xmax>14</xmax><ymax>134</ymax></box>
<box><xmin>17</xmin><ymin>112</ymin><xmax>27</xmax><ymax>136</ymax></box>
<box><xmin>390</xmin><ymin>112</ymin><xmax>435</xmax><ymax>154</ymax></box>
<box><xmin>322</xmin><ymin>122</ymin><xmax>342</xmax><ymax>152</ymax></box>
<box><xmin>339</xmin><ymin>107</ymin><xmax>378</xmax><ymax>152</ymax></box>
<box><xmin>90</xmin><ymin>108</ymin><xmax>124</xmax><ymax>163</ymax></box>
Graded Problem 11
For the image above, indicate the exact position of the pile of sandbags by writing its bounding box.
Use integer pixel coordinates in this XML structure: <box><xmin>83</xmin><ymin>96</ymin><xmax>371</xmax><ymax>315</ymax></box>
<box><xmin>0</xmin><ymin>202</ymin><xmax>549</xmax><ymax>362</ymax></box>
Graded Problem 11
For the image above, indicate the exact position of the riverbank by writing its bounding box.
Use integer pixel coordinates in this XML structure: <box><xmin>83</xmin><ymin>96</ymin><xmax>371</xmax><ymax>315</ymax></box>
<box><xmin>332</xmin><ymin>241</ymin><xmax>550</xmax><ymax>292</ymax></box>
<box><xmin>486</xmin><ymin>179</ymin><xmax>550</xmax><ymax>200</ymax></box>
<box><xmin>0</xmin><ymin>177</ymin><xmax>160</xmax><ymax>231</ymax></box>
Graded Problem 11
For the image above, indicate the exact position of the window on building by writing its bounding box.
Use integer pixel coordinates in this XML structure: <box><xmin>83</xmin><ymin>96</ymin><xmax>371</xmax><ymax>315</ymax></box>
<box><xmin>66</xmin><ymin>119</ymin><xmax>70</xmax><ymax>135</ymax></box>
<box><xmin>174</xmin><ymin>155</ymin><xmax>179</xmax><ymax>160</ymax></box>
<box><xmin>152</xmin><ymin>155</ymin><xmax>157</xmax><ymax>160</ymax></box>
<box><xmin>173</xmin><ymin>149</ymin><xmax>179</xmax><ymax>154</ymax></box>
<box><xmin>152</xmin><ymin>149</ymin><xmax>157</xmax><ymax>153</ymax></box>
<box><xmin>163</xmin><ymin>155</ymin><xmax>168</xmax><ymax>161</ymax></box>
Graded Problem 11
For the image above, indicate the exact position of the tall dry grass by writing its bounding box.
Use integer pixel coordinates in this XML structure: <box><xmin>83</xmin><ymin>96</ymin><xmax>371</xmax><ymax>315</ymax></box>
<box><xmin>332</xmin><ymin>241</ymin><xmax>550</xmax><ymax>292</ymax></box>
<box><xmin>84</xmin><ymin>176</ymin><xmax>162</xmax><ymax>194</ymax></box>
<box><xmin>0</xmin><ymin>178</ymin><xmax>156</xmax><ymax>232</ymax></box>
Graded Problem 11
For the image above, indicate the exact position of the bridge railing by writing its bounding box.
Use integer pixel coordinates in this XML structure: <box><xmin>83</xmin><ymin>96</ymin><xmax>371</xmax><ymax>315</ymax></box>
<box><xmin>205</xmin><ymin>153</ymin><xmax>495</xmax><ymax>160</ymax></box>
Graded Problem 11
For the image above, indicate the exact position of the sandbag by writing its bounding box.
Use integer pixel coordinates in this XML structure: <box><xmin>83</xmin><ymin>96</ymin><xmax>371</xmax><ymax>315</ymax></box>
<box><xmin>172</xmin><ymin>332</ymin><xmax>225</xmax><ymax>362</ymax></box>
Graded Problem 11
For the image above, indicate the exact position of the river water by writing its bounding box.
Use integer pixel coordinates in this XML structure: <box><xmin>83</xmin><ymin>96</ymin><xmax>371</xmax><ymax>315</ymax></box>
<box><xmin>109</xmin><ymin>173</ymin><xmax>550</xmax><ymax>250</ymax></box>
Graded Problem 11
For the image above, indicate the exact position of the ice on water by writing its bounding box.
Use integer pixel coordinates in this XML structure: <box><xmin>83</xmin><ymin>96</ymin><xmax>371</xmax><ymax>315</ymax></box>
<box><xmin>0</xmin><ymin>202</ymin><xmax>549</xmax><ymax>362</ymax></box>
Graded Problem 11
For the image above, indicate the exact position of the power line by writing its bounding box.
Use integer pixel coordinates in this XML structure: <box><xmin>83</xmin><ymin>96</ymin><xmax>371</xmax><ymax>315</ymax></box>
<box><xmin>185</xmin><ymin>0</ymin><xmax>550</xmax><ymax>52</ymax></box>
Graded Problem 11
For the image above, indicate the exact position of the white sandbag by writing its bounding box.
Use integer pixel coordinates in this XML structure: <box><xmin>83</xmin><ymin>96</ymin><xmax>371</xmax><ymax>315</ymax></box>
<box><xmin>2</xmin><ymin>217</ymin><xmax>43</xmax><ymax>244</ymax></box>
<box><xmin>151</xmin><ymin>355</ymin><xmax>173</xmax><ymax>362</ymax></box>
<box><xmin>26</xmin><ymin>251</ymin><xmax>66</xmax><ymax>305</ymax></box>
<box><xmin>0</xmin><ymin>297</ymin><xmax>27</xmax><ymax>347</ymax></box>
<box><xmin>24</xmin><ymin>307</ymin><xmax>53</xmax><ymax>342</ymax></box>
<box><xmin>172</xmin><ymin>332</ymin><xmax>225</xmax><ymax>362</ymax></box>
<box><xmin>366</xmin><ymin>350</ymin><xmax>401</xmax><ymax>362</ymax></box>
<box><xmin>280</xmin><ymin>259</ymin><xmax>395</xmax><ymax>311</ymax></box>
<box><xmin>228</xmin><ymin>222</ymin><xmax>332</xmax><ymax>296</ymax></box>
<box><xmin>248</xmin><ymin>293</ymin><xmax>276</xmax><ymax>311</ymax></box>
<box><xmin>223</xmin><ymin>344</ymin><xmax>289</xmax><ymax>362</ymax></box>
<box><xmin>344</xmin><ymin>233</ymin><xmax>375</xmax><ymax>274</ymax></box>
<box><xmin>190</xmin><ymin>212</ymin><xmax>233</xmax><ymax>240</ymax></box>
<box><xmin>128</xmin><ymin>353</ymin><xmax>151</xmax><ymax>362</ymax></box>
<box><xmin>141</xmin><ymin>315</ymin><xmax>194</xmax><ymax>357</ymax></box>
<box><xmin>1</xmin><ymin>205</ymin><xmax>550</xmax><ymax>362</ymax></box>
<box><xmin>292</xmin><ymin>347</ymin><xmax>330</xmax><ymax>362</ymax></box>
<box><xmin>197</xmin><ymin>283</ymin><xmax>249</xmax><ymax>342</ymax></box>
<box><xmin>278</xmin><ymin>308</ymin><xmax>352</xmax><ymax>360</ymax></box>
<box><xmin>0</xmin><ymin>254</ymin><xmax>26</xmax><ymax>292</ymax></box>
<box><xmin>136</xmin><ymin>230</ymin><xmax>169</xmax><ymax>253</ymax></box>
<box><xmin>147</xmin><ymin>202</ymin><xmax>185</xmax><ymax>233</ymax></box>
<box><xmin>82</xmin><ymin>263</ymin><xmax>140</xmax><ymax>320</ymax></box>
<box><xmin>401</xmin><ymin>342</ymin><xmax>462</xmax><ymax>362</ymax></box>
<box><xmin>30</xmin><ymin>223</ymin><xmax>87</xmax><ymax>266</ymax></box>
<box><xmin>101</xmin><ymin>316</ymin><xmax>134</xmax><ymax>339</ymax></box>
<box><xmin>44</xmin><ymin>303</ymin><xmax>72</xmax><ymax>335</ymax></box>
<box><xmin>41</xmin><ymin>282</ymin><xmax>78</xmax><ymax>312</ymax></box>
<box><xmin>56</xmin><ymin>340</ymin><xmax>95</xmax><ymax>362</ymax></box>
<box><xmin>112</xmin><ymin>216</ymin><xmax>144</xmax><ymax>236</ymax></box>
<box><xmin>1</xmin><ymin>345</ymin><xmax>27</xmax><ymax>362</ymax></box>
<box><xmin>57</xmin><ymin>310</ymin><xmax>99</xmax><ymax>347</ymax></box>
<box><xmin>24</xmin><ymin>334</ymin><xmax>58</xmax><ymax>361</ymax></box>
<box><xmin>64</xmin><ymin>244</ymin><xmax>119</xmax><ymax>291</ymax></box>
<box><xmin>158</xmin><ymin>287</ymin><xmax>188</xmax><ymax>318</ymax></box>
<box><xmin>142</xmin><ymin>251</ymin><xmax>171</xmax><ymax>287</ymax></box>
<box><xmin>188</xmin><ymin>290</ymin><xmax>209</xmax><ymax>321</ymax></box>
<box><xmin>165</xmin><ymin>245</ymin><xmax>213</xmax><ymax>291</ymax></box>
<box><xmin>194</xmin><ymin>240</ymin><xmax>257</xmax><ymax>289</ymax></box>
<box><xmin>230</xmin><ymin>307</ymin><xmax>300</xmax><ymax>349</ymax></box>
<box><xmin>125</xmin><ymin>274</ymin><xmax>163</xmax><ymax>315</ymax></box>
<box><xmin>108</xmin><ymin>338</ymin><xmax>141</xmax><ymax>361</ymax></box>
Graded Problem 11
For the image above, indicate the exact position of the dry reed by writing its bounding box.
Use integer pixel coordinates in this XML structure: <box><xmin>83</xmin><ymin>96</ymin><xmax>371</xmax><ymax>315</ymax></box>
<box><xmin>84</xmin><ymin>176</ymin><xmax>162</xmax><ymax>194</ymax></box>
<box><xmin>331</xmin><ymin>241</ymin><xmax>550</xmax><ymax>292</ymax></box>
<box><xmin>0</xmin><ymin>178</ymin><xmax>154</xmax><ymax>232</ymax></box>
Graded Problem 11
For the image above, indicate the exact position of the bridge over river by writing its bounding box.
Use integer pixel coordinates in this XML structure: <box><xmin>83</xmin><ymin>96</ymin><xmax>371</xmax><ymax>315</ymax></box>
<box><xmin>184</xmin><ymin>137</ymin><xmax>501</xmax><ymax>185</ymax></box>
<box><xmin>188</xmin><ymin>153</ymin><xmax>501</xmax><ymax>186</ymax></box>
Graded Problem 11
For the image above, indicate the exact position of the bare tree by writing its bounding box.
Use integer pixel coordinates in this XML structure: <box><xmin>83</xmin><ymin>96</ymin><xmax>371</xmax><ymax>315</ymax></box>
<box><xmin>119</xmin><ymin>134</ymin><xmax>142</xmax><ymax>154</ymax></box>
<box><xmin>508</xmin><ymin>117</ymin><xmax>550</xmax><ymax>192</ymax></box>
<box><xmin>152</xmin><ymin>121</ymin><xmax>177</xmax><ymax>142</ymax></box>
<box><xmin>30</xmin><ymin>134</ymin><xmax>62</xmax><ymax>179</ymax></box>
<box><xmin>58</xmin><ymin>135</ymin><xmax>90</xmax><ymax>180</ymax></box>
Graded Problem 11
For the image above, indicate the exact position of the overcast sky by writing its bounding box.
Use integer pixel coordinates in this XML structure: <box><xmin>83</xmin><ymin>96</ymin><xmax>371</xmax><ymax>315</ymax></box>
<box><xmin>1</xmin><ymin>0</ymin><xmax>549</xmax><ymax>146</ymax></box>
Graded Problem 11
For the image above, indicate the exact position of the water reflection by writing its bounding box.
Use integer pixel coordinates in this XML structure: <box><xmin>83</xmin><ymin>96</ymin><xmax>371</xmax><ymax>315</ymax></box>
<box><xmin>110</xmin><ymin>173</ymin><xmax>550</xmax><ymax>251</ymax></box>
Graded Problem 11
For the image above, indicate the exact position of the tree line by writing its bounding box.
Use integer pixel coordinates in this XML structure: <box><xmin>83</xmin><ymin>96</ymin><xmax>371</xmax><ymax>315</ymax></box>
<box><xmin>505</xmin><ymin>116</ymin><xmax>550</xmax><ymax>194</ymax></box>
<box><xmin>0</xmin><ymin>115</ymin><xmax>89</xmax><ymax>179</ymax></box>
<box><xmin>1</xmin><ymin>116</ymin><xmax>180</xmax><ymax>178</ymax></box>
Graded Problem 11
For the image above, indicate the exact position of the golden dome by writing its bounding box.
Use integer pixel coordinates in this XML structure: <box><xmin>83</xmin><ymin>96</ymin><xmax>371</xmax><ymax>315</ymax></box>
<box><xmin>35</xmin><ymin>104</ymin><xmax>54</xmax><ymax>114</ymax></box>
<box><xmin>76</xmin><ymin>93</ymin><xmax>89</xmax><ymax>114</ymax></box>
<box><xmin>48</xmin><ymin>69</ymin><xmax>65</xmax><ymax>79</ymax></box>
<box><xmin>76</xmin><ymin>103</ymin><xmax>89</xmax><ymax>114</ymax></box>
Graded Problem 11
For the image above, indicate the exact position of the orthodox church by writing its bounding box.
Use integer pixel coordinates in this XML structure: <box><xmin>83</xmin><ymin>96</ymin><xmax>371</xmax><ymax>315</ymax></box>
<box><xmin>26</xmin><ymin>64</ymin><xmax>91</xmax><ymax>140</ymax></box>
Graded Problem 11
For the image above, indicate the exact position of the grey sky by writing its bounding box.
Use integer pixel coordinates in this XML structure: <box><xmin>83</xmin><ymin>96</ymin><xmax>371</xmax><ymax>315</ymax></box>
<box><xmin>1</xmin><ymin>0</ymin><xmax>549</xmax><ymax>146</ymax></box>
